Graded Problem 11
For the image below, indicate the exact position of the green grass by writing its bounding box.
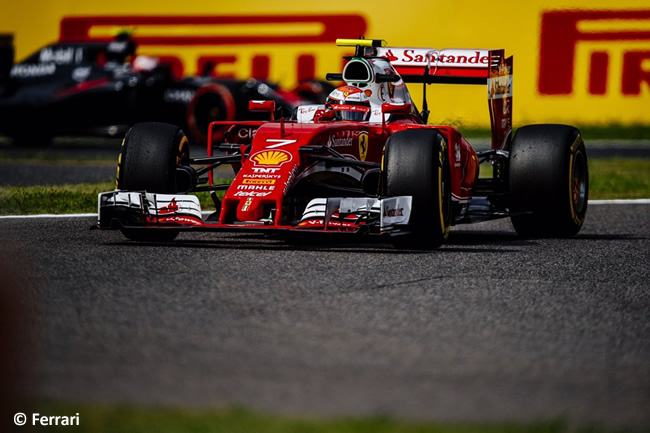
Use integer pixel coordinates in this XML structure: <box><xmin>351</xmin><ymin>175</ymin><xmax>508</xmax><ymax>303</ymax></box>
<box><xmin>0</xmin><ymin>181</ymin><xmax>222</xmax><ymax>215</ymax></box>
<box><xmin>0</xmin><ymin>182</ymin><xmax>113</xmax><ymax>215</ymax></box>
<box><xmin>588</xmin><ymin>159</ymin><xmax>650</xmax><ymax>199</ymax></box>
<box><xmin>31</xmin><ymin>401</ymin><xmax>629</xmax><ymax>433</ymax></box>
<box><xmin>477</xmin><ymin>159</ymin><xmax>650</xmax><ymax>200</ymax></box>
<box><xmin>0</xmin><ymin>160</ymin><xmax>647</xmax><ymax>215</ymax></box>
<box><xmin>461</xmin><ymin>124</ymin><xmax>650</xmax><ymax>140</ymax></box>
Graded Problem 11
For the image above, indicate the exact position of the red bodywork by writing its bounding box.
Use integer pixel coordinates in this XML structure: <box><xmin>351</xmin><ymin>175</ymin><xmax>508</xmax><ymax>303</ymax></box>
<box><xmin>208</xmin><ymin>117</ymin><xmax>479</xmax><ymax>227</ymax></box>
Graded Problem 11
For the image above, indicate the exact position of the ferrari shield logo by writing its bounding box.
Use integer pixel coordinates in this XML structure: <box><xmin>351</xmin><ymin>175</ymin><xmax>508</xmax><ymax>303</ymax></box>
<box><xmin>358</xmin><ymin>132</ymin><xmax>369</xmax><ymax>161</ymax></box>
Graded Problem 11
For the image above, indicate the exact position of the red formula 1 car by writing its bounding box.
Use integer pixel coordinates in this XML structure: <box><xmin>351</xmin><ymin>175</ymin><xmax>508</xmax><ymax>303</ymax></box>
<box><xmin>97</xmin><ymin>39</ymin><xmax>588</xmax><ymax>249</ymax></box>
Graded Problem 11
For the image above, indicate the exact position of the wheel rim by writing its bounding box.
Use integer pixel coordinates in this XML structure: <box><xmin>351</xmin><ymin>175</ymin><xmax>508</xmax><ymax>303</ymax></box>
<box><xmin>438</xmin><ymin>141</ymin><xmax>451</xmax><ymax>238</ymax></box>
<box><xmin>571</xmin><ymin>148</ymin><xmax>587</xmax><ymax>215</ymax></box>
<box><xmin>187</xmin><ymin>83</ymin><xmax>236</xmax><ymax>143</ymax></box>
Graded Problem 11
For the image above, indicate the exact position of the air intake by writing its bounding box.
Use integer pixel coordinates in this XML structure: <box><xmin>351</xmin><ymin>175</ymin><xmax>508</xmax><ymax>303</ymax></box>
<box><xmin>342</xmin><ymin>60</ymin><xmax>372</xmax><ymax>83</ymax></box>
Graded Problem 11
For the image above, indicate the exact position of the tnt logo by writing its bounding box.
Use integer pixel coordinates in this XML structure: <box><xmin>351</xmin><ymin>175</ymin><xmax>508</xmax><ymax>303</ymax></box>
<box><xmin>539</xmin><ymin>10</ymin><xmax>650</xmax><ymax>95</ymax></box>
<box><xmin>59</xmin><ymin>15</ymin><xmax>367</xmax><ymax>82</ymax></box>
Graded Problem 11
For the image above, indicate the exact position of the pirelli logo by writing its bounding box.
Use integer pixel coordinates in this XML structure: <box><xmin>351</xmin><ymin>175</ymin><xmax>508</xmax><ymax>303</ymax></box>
<box><xmin>242</xmin><ymin>178</ymin><xmax>275</xmax><ymax>185</ymax></box>
<box><xmin>539</xmin><ymin>9</ymin><xmax>650</xmax><ymax>95</ymax></box>
<box><xmin>59</xmin><ymin>15</ymin><xmax>367</xmax><ymax>81</ymax></box>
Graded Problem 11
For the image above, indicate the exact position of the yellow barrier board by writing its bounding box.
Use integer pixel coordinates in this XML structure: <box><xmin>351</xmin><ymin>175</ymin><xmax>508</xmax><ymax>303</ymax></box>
<box><xmin>1</xmin><ymin>0</ymin><xmax>649</xmax><ymax>127</ymax></box>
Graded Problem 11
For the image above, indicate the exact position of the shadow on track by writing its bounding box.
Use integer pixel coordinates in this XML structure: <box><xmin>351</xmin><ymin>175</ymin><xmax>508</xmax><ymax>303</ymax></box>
<box><xmin>101</xmin><ymin>229</ymin><xmax>530</xmax><ymax>254</ymax></box>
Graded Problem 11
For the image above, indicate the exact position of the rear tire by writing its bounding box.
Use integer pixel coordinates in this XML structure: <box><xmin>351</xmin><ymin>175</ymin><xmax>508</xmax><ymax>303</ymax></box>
<box><xmin>116</xmin><ymin>122</ymin><xmax>190</xmax><ymax>241</ymax></box>
<box><xmin>509</xmin><ymin>124</ymin><xmax>588</xmax><ymax>237</ymax></box>
<box><xmin>383</xmin><ymin>129</ymin><xmax>451</xmax><ymax>249</ymax></box>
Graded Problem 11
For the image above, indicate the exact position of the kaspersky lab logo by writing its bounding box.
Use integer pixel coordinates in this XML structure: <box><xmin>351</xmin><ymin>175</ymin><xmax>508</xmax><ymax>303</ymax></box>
<box><xmin>539</xmin><ymin>10</ymin><xmax>650</xmax><ymax>95</ymax></box>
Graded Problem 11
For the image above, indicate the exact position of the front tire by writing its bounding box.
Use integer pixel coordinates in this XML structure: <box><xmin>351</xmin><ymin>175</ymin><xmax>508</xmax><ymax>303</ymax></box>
<box><xmin>116</xmin><ymin>122</ymin><xmax>190</xmax><ymax>241</ymax></box>
<box><xmin>509</xmin><ymin>124</ymin><xmax>588</xmax><ymax>238</ymax></box>
<box><xmin>382</xmin><ymin>129</ymin><xmax>451</xmax><ymax>249</ymax></box>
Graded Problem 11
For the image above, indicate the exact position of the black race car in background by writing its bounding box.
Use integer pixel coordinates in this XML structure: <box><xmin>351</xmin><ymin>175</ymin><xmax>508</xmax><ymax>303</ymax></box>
<box><xmin>0</xmin><ymin>34</ymin><xmax>333</xmax><ymax>145</ymax></box>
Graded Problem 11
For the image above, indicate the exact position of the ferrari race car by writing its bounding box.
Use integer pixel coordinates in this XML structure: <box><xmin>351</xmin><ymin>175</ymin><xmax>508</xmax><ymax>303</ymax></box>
<box><xmin>96</xmin><ymin>38</ymin><xmax>588</xmax><ymax>249</ymax></box>
<box><xmin>0</xmin><ymin>33</ymin><xmax>332</xmax><ymax>145</ymax></box>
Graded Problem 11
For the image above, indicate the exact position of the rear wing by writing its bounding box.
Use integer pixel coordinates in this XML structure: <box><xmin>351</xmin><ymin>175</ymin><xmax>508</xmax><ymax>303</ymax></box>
<box><xmin>376</xmin><ymin>45</ymin><xmax>513</xmax><ymax>150</ymax></box>
<box><xmin>377</xmin><ymin>47</ymin><xmax>489</xmax><ymax>84</ymax></box>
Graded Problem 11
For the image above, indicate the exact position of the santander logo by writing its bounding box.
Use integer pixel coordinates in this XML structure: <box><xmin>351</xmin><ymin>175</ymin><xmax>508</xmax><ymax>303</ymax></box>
<box><xmin>378</xmin><ymin>48</ymin><xmax>490</xmax><ymax>68</ymax></box>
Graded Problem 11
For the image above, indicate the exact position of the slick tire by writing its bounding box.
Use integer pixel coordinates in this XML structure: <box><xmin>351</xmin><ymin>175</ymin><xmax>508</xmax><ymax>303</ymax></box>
<box><xmin>186</xmin><ymin>82</ymin><xmax>236</xmax><ymax>144</ymax></box>
<box><xmin>116</xmin><ymin>122</ymin><xmax>190</xmax><ymax>242</ymax></box>
<box><xmin>383</xmin><ymin>129</ymin><xmax>451</xmax><ymax>249</ymax></box>
<box><xmin>509</xmin><ymin>124</ymin><xmax>588</xmax><ymax>238</ymax></box>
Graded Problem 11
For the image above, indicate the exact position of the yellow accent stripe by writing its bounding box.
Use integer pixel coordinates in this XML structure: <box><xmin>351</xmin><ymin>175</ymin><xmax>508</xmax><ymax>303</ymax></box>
<box><xmin>438</xmin><ymin>149</ymin><xmax>445</xmax><ymax>235</ymax></box>
<box><xmin>336</xmin><ymin>38</ymin><xmax>387</xmax><ymax>47</ymax></box>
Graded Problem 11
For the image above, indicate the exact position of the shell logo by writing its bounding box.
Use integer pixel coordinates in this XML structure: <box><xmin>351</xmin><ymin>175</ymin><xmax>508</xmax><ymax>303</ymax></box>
<box><xmin>251</xmin><ymin>150</ymin><xmax>292</xmax><ymax>167</ymax></box>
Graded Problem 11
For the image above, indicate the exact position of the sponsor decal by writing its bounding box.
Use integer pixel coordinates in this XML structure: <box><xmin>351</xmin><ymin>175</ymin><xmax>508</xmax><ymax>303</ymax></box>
<box><xmin>151</xmin><ymin>215</ymin><xmax>203</xmax><ymax>225</ymax></box>
<box><xmin>242</xmin><ymin>178</ymin><xmax>276</xmax><ymax>185</ymax></box>
<box><xmin>358</xmin><ymin>132</ymin><xmax>369</xmax><ymax>161</ymax></box>
<box><xmin>298</xmin><ymin>219</ymin><xmax>324</xmax><ymax>227</ymax></box>
<box><xmin>234</xmin><ymin>191</ymin><xmax>272</xmax><ymax>197</ymax></box>
<box><xmin>237</xmin><ymin>184</ymin><xmax>274</xmax><ymax>191</ymax></box>
<box><xmin>539</xmin><ymin>10</ymin><xmax>650</xmax><ymax>95</ymax></box>
<box><xmin>10</xmin><ymin>63</ymin><xmax>56</xmax><ymax>78</ymax></box>
<box><xmin>327</xmin><ymin>135</ymin><xmax>353</xmax><ymax>147</ymax></box>
<box><xmin>251</xmin><ymin>167</ymin><xmax>280</xmax><ymax>174</ymax></box>
<box><xmin>326</xmin><ymin>130</ymin><xmax>367</xmax><ymax>148</ymax></box>
<box><xmin>236</xmin><ymin>127</ymin><xmax>257</xmax><ymax>139</ymax></box>
<box><xmin>163</xmin><ymin>88</ymin><xmax>195</xmax><ymax>104</ymax></box>
<box><xmin>241</xmin><ymin>197</ymin><xmax>253</xmax><ymax>211</ymax></box>
<box><xmin>250</xmin><ymin>149</ymin><xmax>292</xmax><ymax>167</ymax></box>
<box><xmin>283</xmin><ymin>165</ymin><xmax>299</xmax><ymax>195</ymax></box>
<box><xmin>71</xmin><ymin>66</ymin><xmax>91</xmax><ymax>82</ymax></box>
<box><xmin>299</xmin><ymin>106</ymin><xmax>318</xmax><ymax>115</ymax></box>
<box><xmin>380</xmin><ymin>196</ymin><xmax>412</xmax><ymax>228</ymax></box>
<box><xmin>454</xmin><ymin>143</ymin><xmax>461</xmax><ymax>168</ymax></box>
<box><xmin>488</xmin><ymin>62</ymin><xmax>513</xmax><ymax>99</ymax></box>
<box><xmin>39</xmin><ymin>46</ymin><xmax>75</xmax><ymax>64</ymax></box>
<box><xmin>383</xmin><ymin>207</ymin><xmax>404</xmax><ymax>217</ymax></box>
<box><xmin>244</xmin><ymin>173</ymin><xmax>281</xmax><ymax>180</ymax></box>
<box><xmin>379</xmin><ymin>48</ymin><xmax>489</xmax><ymax>68</ymax></box>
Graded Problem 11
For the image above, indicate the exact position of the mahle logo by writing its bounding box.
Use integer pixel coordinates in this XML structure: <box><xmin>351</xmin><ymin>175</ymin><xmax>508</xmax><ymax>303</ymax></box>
<box><xmin>539</xmin><ymin>10</ymin><xmax>650</xmax><ymax>95</ymax></box>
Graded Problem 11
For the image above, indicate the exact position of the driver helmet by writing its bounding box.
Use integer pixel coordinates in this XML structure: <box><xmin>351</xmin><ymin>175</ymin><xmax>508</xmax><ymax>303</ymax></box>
<box><xmin>325</xmin><ymin>85</ymin><xmax>371</xmax><ymax>121</ymax></box>
<box><xmin>106</xmin><ymin>31</ymin><xmax>137</xmax><ymax>64</ymax></box>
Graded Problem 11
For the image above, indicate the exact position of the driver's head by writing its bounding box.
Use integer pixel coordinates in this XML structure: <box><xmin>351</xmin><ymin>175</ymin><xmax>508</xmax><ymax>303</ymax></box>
<box><xmin>106</xmin><ymin>31</ymin><xmax>136</xmax><ymax>63</ymax></box>
<box><xmin>325</xmin><ymin>86</ymin><xmax>371</xmax><ymax>121</ymax></box>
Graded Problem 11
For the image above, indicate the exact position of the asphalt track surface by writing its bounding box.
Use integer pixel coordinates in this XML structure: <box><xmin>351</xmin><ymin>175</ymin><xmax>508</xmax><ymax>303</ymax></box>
<box><xmin>0</xmin><ymin>138</ymin><xmax>648</xmax><ymax>430</ymax></box>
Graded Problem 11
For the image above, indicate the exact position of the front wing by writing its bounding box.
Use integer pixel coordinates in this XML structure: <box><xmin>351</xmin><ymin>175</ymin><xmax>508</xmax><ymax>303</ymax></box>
<box><xmin>97</xmin><ymin>191</ymin><xmax>413</xmax><ymax>237</ymax></box>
